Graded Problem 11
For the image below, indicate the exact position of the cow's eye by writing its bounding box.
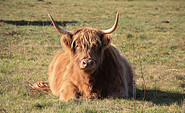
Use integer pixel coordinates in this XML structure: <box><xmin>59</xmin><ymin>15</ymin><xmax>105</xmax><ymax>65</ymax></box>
<box><xmin>76</xmin><ymin>44</ymin><xmax>80</xmax><ymax>49</ymax></box>
<box><xmin>92</xmin><ymin>44</ymin><xmax>97</xmax><ymax>49</ymax></box>
<box><xmin>92</xmin><ymin>44</ymin><xmax>101</xmax><ymax>53</ymax></box>
<box><xmin>74</xmin><ymin>43</ymin><xmax>81</xmax><ymax>53</ymax></box>
<box><xmin>75</xmin><ymin>44</ymin><xmax>78</xmax><ymax>48</ymax></box>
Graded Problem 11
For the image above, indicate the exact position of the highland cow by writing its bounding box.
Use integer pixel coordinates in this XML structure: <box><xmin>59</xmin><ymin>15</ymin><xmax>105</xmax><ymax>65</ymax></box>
<box><xmin>33</xmin><ymin>13</ymin><xmax>133</xmax><ymax>101</ymax></box>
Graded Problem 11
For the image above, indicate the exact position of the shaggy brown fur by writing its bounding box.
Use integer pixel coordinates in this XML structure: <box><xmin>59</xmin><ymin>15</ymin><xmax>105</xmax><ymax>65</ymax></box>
<box><xmin>36</xmin><ymin>28</ymin><xmax>133</xmax><ymax>101</ymax></box>
<box><xmin>33</xmin><ymin>13</ymin><xmax>133</xmax><ymax>99</ymax></box>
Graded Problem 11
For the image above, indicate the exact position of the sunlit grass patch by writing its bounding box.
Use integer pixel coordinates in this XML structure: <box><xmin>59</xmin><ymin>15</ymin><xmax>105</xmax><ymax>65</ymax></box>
<box><xmin>0</xmin><ymin>0</ymin><xmax>184</xmax><ymax>112</ymax></box>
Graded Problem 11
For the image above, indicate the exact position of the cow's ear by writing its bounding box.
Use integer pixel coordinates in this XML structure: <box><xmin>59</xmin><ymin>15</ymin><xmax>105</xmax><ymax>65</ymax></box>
<box><xmin>102</xmin><ymin>34</ymin><xmax>111</xmax><ymax>48</ymax></box>
<box><xmin>60</xmin><ymin>34</ymin><xmax>72</xmax><ymax>49</ymax></box>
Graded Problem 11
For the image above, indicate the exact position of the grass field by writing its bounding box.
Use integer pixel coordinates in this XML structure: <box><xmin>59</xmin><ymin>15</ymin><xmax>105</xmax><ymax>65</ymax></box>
<box><xmin>0</xmin><ymin>0</ymin><xmax>184</xmax><ymax>112</ymax></box>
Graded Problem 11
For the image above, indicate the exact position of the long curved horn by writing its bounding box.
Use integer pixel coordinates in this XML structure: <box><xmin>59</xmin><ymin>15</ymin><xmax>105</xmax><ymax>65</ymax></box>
<box><xmin>101</xmin><ymin>12</ymin><xmax>119</xmax><ymax>34</ymax></box>
<box><xmin>48</xmin><ymin>13</ymin><xmax>72</xmax><ymax>35</ymax></box>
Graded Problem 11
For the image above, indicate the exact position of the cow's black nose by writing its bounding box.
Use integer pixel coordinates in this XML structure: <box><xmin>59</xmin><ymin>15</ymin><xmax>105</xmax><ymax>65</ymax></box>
<box><xmin>81</xmin><ymin>58</ymin><xmax>95</xmax><ymax>69</ymax></box>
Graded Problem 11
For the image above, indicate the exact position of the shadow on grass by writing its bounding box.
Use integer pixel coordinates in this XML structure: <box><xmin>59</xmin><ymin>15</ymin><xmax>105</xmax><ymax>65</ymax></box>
<box><xmin>136</xmin><ymin>89</ymin><xmax>184</xmax><ymax>106</ymax></box>
<box><xmin>0</xmin><ymin>20</ymin><xmax>78</xmax><ymax>26</ymax></box>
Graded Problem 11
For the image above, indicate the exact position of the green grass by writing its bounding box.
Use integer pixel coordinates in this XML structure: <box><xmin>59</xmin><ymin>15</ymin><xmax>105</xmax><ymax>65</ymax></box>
<box><xmin>0</xmin><ymin>0</ymin><xmax>184</xmax><ymax>112</ymax></box>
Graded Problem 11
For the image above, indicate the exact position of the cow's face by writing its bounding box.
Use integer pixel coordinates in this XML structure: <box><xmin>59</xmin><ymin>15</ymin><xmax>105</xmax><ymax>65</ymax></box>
<box><xmin>61</xmin><ymin>28</ymin><xmax>111</xmax><ymax>74</ymax></box>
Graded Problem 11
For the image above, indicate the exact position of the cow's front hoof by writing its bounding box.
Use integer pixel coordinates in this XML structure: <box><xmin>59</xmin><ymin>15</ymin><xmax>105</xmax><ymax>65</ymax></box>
<box><xmin>32</xmin><ymin>81</ymin><xmax>50</xmax><ymax>91</ymax></box>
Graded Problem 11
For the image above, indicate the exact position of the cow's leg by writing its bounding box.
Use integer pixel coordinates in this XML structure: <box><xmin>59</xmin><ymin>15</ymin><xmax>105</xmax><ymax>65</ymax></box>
<box><xmin>32</xmin><ymin>81</ymin><xmax>50</xmax><ymax>90</ymax></box>
<box><xmin>82</xmin><ymin>84</ymin><xmax>98</xmax><ymax>99</ymax></box>
<box><xmin>59</xmin><ymin>83</ymin><xmax>79</xmax><ymax>101</ymax></box>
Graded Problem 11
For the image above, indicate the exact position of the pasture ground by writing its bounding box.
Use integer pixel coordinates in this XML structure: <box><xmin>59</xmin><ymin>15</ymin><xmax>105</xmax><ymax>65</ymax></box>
<box><xmin>0</xmin><ymin>0</ymin><xmax>184</xmax><ymax>112</ymax></box>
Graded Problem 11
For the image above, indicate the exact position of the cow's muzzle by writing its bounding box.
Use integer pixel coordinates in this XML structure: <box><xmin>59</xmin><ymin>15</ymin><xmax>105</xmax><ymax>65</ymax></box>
<box><xmin>80</xmin><ymin>58</ymin><xmax>96</xmax><ymax>71</ymax></box>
